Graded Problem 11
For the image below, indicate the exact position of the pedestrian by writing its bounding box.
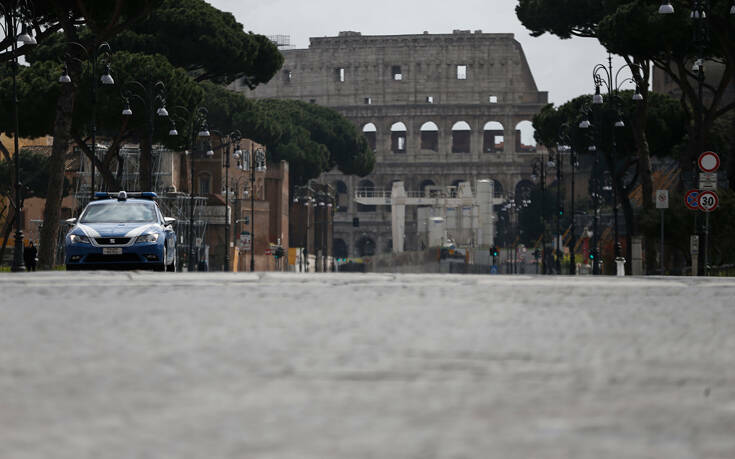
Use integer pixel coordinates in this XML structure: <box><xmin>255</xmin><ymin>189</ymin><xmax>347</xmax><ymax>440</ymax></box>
<box><xmin>23</xmin><ymin>241</ymin><xmax>38</xmax><ymax>272</ymax></box>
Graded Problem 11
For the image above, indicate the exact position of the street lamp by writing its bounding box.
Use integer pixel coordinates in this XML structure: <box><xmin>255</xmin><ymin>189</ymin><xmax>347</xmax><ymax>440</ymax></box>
<box><xmin>170</xmin><ymin>106</ymin><xmax>209</xmax><ymax>271</ymax></box>
<box><xmin>211</xmin><ymin>129</ymin><xmax>241</xmax><ymax>272</ymax></box>
<box><xmin>658</xmin><ymin>1</ymin><xmax>732</xmax><ymax>275</ymax></box>
<box><xmin>121</xmin><ymin>79</ymin><xmax>169</xmax><ymax>192</ymax></box>
<box><xmin>2</xmin><ymin>0</ymin><xmax>37</xmax><ymax>272</ymax></box>
<box><xmin>531</xmin><ymin>154</ymin><xmax>549</xmax><ymax>274</ymax></box>
<box><xmin>58</xmin><ymin>41</ymin><xmax>115</xmax><ymax>201</ymax></box>
<box><xmin>588</xmin><ymin>55</ymin><xmax>642</xmax><ymax>271</ymax></box>
<box><xmin>241</xmin><ymin>147</ymin><xmax>266</xmax><ymax>271</ymax></box>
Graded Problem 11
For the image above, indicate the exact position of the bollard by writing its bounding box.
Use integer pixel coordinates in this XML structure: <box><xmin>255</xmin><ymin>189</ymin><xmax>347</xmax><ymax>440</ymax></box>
<box><xmin>615</xmin><ymin>257</ymin><xmax>626</xmax><ymax>277</ymax></box>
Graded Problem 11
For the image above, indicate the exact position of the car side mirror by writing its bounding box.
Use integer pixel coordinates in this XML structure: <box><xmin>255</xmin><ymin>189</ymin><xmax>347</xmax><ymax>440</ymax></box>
<box><xmin>65</xmin><ymin>218</ymin><xmax>77</xmax><ymax>225</ymax></box>
<box><xmin>163</xmin><ymin>217</ymin><xmax>176</xmax><ymax>226</ymax></box>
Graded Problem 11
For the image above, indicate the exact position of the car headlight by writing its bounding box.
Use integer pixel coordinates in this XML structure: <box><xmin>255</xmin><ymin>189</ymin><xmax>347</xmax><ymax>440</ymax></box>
<box><xmin>136</xmin><ymin>233</ymin><xmax>159</xmax><ymax>243</ymax></box>
<box><xmin>69</xmin><ymin>234</ymin><xmax>90</xmax><ymax>244</ymax></box>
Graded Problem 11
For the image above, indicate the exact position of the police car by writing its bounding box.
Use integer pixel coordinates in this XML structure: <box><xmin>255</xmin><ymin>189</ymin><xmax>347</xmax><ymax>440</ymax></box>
<box><xmin>64</xmin><ymin>191</ymin><xmax>177</xmax><ymax>271</ymax></box>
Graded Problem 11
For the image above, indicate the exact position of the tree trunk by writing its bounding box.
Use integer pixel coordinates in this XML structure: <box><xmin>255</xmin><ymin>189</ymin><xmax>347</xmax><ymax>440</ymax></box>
<box><xmin>0</xmin><ymin>207</ymin><xmax>15</xmax><ymax>265</ymax></box>
<box><xmin>38</xmin><ymin>83</ymin><xmax>77</xmax><ymax>270</ymax></box>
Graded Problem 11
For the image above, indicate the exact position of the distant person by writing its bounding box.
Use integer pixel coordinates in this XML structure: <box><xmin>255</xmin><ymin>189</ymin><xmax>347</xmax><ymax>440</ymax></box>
<box><xmin>24</xmin><ymin>241</ymin><xmax>38</xmax><ymax>272</ymax></box>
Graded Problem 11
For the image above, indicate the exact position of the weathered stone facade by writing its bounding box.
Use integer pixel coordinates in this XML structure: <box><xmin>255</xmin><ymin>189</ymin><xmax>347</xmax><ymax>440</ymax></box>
<box><xmin>235</xmin><ymin>31</ymin><xmax>548</xmax><ymax>257</ymax></box>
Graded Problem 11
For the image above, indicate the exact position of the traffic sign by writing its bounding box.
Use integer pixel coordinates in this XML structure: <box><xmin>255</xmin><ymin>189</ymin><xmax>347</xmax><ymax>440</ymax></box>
<box><xmin>698</xmin><ymin>190</ymin><xmax>719</xmax><ymax>212</ymax></box>
<box><xmin>698</xmin><ymin>151</ymin><xmax>720</xmax><ymax>172</ymax></box>
<box><xmin>699</xmin><ymin>172</ymin><xmax>717</xmax><ymax>191</ymax></box>
<box><xmin>655</xmin><ymin>190</ymin><xmax>669</xmax><ymax>209</ymax></box>
<box><xmin>684</xmin><ymin>189</ymin><xmax>700</xmax><ymax>210</ymax></box>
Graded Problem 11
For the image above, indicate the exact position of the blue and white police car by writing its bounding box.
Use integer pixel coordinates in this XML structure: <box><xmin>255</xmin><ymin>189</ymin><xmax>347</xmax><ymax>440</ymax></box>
<box><xmin>64</xmin><ymin>191</ymin><xmax>177</xmax><ymax>271</ymax></box>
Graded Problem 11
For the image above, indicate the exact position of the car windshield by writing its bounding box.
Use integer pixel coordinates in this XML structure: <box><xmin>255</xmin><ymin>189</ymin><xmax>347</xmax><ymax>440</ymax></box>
<box><xmin>80</xmin><ymin>202</ymin><xmax>158</xmax><ymax>224</ymax></box>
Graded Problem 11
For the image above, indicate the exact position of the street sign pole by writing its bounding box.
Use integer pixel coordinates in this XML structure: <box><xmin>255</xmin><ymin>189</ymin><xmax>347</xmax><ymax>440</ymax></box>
<box><xmin>704</xmin><ymin>212</ymin><xmax>710</xmax><ymax>276</ymax></box>
<box><xmin>690</xmin><ymin>235</ymin><xmax>699</xmax><ymax>277</ymax></box>
<box><xmin>660</xmin><ymin>209</ymin><xmax>665</xmax><ymax>275</ymax></box>
<box><xmin>656</xmin><ymin>190</ymin><xmax>669</xmax><ymax>275</ymax></box>
<box><xmin>697</xmin><ymin>153</ymin><xmax>719</xmax><ymax>277</ymax></box>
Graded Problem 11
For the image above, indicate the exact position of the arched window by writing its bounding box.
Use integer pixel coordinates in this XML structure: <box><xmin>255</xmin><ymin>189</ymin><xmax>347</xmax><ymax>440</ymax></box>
<box><xmin>451</xmin><ymin>121</ymin><xmax>471</xmax><ymax>153</ymax></box>
<box><xmin>515</xmin><ymin>121</ymin><xmax>537</xmax><ymax>152</ymax></box>
<box><xmin>357</xmin><ymin>236</ymin><xmax>376</xmax><ymax>257</ymax></box>
<box><xmin>420</xmin><ymin>121</ymin><xmax>439</xmax><ymax>151</ymax></box>
<box><xmin>362</xmin><ymin>123</ymin><xmax>377</xmax><ymax>152</ymax></box>
<box><xmin>483</xmin><ymin>121</ymin><xmax>504</xmax><ymax>153</ymax></box>
<box><xmin>198</xmin><ymin>173</ymin><xmax>211</xmax><ymax>195</ymax></box>
<box><xmin>357</xmin><ymin>179</ymin><xmax>376</xmax><ymax>212</ymax></box>
<box><xmin>419</xmin><ymin>179</ymin><xmax>436</xmax><ymax>195</ymax></box>
<box><xmin>391</xmin><ymin>122</ymin><xmax>407</xmax><ymax>153</ymax></box>
<box><xmin>333</xmin><ymin>238</ymin><xmax>348</xmax><ymax>259</ymax></box>
<box><xmin>333</xmin><ymin>180</ymin><xmax>348</xmax><ymax>212</ymax></box>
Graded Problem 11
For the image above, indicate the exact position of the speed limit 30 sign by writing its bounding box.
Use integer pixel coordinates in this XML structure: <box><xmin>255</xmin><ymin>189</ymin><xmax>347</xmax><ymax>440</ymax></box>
<box><xmin>698</xmin><ymin>190</ymin><xmax>719</xmax><ymax>212</ymax></box>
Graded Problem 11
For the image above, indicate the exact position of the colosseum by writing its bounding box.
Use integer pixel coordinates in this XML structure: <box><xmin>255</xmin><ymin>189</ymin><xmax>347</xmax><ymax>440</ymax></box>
<box><xmin>234</xmin><ymin>30</ymin><xmax>548</xmax><ymax>258</ymax></box>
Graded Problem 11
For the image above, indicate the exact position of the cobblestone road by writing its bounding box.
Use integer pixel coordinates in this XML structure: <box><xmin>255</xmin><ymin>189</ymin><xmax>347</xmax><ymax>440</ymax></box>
<box><xmin>1</xmin><ymin>272</ymin><xmax>734</xmax><ymax>459</ymax></box>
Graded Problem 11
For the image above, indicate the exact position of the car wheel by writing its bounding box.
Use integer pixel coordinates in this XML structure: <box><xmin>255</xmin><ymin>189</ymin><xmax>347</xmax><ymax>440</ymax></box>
<box><xmin>153</xmin><ymin>246</ymin><xmax>167</xmax><ymax>272</ymax></box>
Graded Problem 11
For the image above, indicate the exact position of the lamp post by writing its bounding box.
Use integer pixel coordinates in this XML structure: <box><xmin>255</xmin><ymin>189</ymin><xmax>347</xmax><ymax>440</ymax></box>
<box><xmin>531</xmin><ymin>155</ymin><xmax>548</xmax><ymax>274</ymax></box>
<box><xmin>589</xmin><ymin>55</ymin><xmax>642</xmax><ymax>270</ymax></box>
<box><xmin>659</xmin><ymin>1</ymin><xmax>734</xmax><ymax>275</ymax></box>
<box><xmin>121</xmin><ymin>80</ymin><xmax>170</xmax><ymax>192</ymax></box>
<box><xmin>565</xmin><ymin>143</ymin><xmax>579</xmax><ymax>275</ymax></box>
<box><xmin>2</xmin><ymin>0</ymin><xmax>36</xmax><ymax>272</ymax></box>
<box><xmin>171</xmin><ymin>106</ymin><xmax>210</xmax><ymax>271</ymax></box>
<box><xmin>242</xmin><ymin>147</ymin><xmax>266</xmax><ymax>271</ymax></box>
<box><xmin>212</xmin><ymin>130</ymin><xmax>242</xmax><ymax>272</ymax></box>
<box><xmin>550</xmin><ymin>148</ymin><xmax>564</xmax><ymax>274</ymax></box>
<box><xmin>59</xmin><ymin>41</ymin><xmax>115</xmax><ymax>200</ymax></box>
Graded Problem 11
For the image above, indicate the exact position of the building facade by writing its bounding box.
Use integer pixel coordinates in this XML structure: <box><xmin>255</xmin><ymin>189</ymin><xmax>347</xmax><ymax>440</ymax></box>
<box><xmin>236</xmin><ymin>30</ymin><xmax>548</xmax><ymax>257</ymax></box>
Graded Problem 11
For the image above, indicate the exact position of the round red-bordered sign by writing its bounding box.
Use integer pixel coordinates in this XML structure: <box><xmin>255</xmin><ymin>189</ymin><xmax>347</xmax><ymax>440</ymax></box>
<box><xmin>685</xmin><ymin>189</ymin><xmax>700</xmax><ymax>210</ymax></box>
<box><xmin>698</xmin><ymin>151</ymin><xmax>720</xmax><ymax>173</ymax></box>
<box><xmin>698</xmin><ymin>190</ymin><xmax>719</xmax><ymax>212</ymax></box>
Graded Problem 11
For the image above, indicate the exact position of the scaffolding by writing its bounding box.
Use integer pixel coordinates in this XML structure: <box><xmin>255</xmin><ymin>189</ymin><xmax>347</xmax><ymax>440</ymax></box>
<box><xmin>157</xmin><ymin>193</ymin><xmax>208</xmax><ymax>268</ymax></box>
<box><xmin>70</xmin><ymin>142</ymin><xmax>209</xmax><ymax>268</ymax></box>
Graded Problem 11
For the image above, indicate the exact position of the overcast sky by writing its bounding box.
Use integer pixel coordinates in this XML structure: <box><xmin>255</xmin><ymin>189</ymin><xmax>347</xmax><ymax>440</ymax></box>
<box><xmin>210</xmin><ymin>0</ymin><xmax>631</xmax><ymax>106</ymax></box>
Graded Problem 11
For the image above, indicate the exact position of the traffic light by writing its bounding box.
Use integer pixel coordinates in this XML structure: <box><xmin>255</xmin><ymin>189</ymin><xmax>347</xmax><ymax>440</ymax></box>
<box><xmin>558</xmin><ymin>206</ymin><xmax>564</xmax><ymax>217</ymax></box>
<box><xmin>589</xmin><ymin>249</ymin><xmax>596</xmax><ymax>261</ymax></box>
<box><xmin>352</xmin><ymin>217</ymin><xmax>359</xmax><ymax>227</ymax></box>
<box><xmin>491</xmin><ymin>246</ymin><xmax>499</xmax><ymax>258</ymax></box>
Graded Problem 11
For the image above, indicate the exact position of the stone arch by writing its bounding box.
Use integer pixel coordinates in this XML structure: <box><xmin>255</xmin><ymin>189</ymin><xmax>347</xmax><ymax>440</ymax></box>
<box><xmin>419</xmin><ymin>179</ymin><xmax>436</xmax><ymax>194</ymax></box>
<box><xmin>514</xmin><ymin>120</ymin><xmax>536</xmax><ymax>152</ymax></box>
<box><xmin>490</xmin><ymin>179</ymin><xmax>504</xmax><ymax>198</ymax></box>
<box><xmin>451</xmin><ymin>121</ymin><xmax>471</xmax><ymax>153</ymax></box>
<box><xmin>362</xmin><ymin>123</ymin><xmax>377</xmax><ymax>152</ymax></box>
<box><xmin>419</xmin><ymin>121</ymin><xmax>439</xmax><ymax>151</ymax></box>
<box><xmin>356</xmin><ymin>236</ymin><xmax>376</xmax><ymax>257</ymax></box>
<box><xmin>390</xmin><ymin>121</ymin><xmax>407</xmax><ymax>153</ymax></box>
<box><xmin>483</xmin><ymin>121</ymin><xmax>504</xmax><ymax>153</ymax></box>
<box><xmin>333</xmin><ymin>238</ymin><xmax>348</xmax><ymax>259</ymax></box>
<box><xmin>357</xmin><ymin>179</ymin><xmax>376</xmax><ymax>212</ymax></box>
<box><xmin>333</xmin><ymin>180</ymin><xmax>348</xmax><ymax>212</ymax></box>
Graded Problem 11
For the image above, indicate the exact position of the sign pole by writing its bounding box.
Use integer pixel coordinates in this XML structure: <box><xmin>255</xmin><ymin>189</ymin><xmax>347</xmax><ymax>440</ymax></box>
<box><xmin>660</xmin><ymin>209</ymin><xmax>665</xmax><ymax>275</ymax></box>
<box><xmin>655</xmin><ymin>190</ymin><xmax>669</xmax><ymax>275</ymax></box>
<box><xmin>704</xmin><ymin>211</ymin><xmax>710</xmax><ymax>276</ymax></box>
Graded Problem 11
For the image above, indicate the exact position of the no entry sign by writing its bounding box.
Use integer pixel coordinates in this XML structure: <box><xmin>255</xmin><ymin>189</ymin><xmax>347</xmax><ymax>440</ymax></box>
<box><xmin>684</xmin><ymin>189</ymin><xmax>700</xmax><ymax>210</ymax></box>
<box><xmin>698</xmin><ymin>151</ymin><xmax>720</xmax><ymax>173</ymax></box>
<box><xmin>698</xmin><ymin>190</ymin><xmax>719</xmax><ymax>212</ymax></box>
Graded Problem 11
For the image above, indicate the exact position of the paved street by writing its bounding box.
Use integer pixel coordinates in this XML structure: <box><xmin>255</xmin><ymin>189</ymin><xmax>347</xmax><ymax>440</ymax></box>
<box><xmin>1</xmin><ymin>272</ymin><xmax>734</xmax><ymax>459</ymax></box>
